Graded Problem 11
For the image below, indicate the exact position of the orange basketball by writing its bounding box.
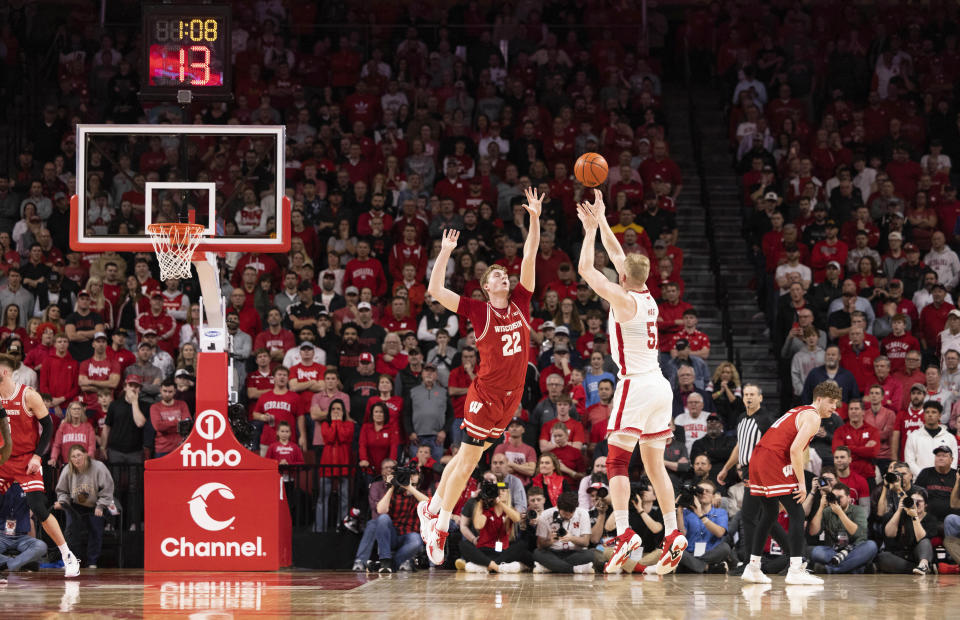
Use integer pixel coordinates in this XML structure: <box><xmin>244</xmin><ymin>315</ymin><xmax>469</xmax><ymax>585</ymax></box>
<box><xmin>574</xmin><ymin>152</ymin><xmax>609</xmax><ymax>187</ymax></box>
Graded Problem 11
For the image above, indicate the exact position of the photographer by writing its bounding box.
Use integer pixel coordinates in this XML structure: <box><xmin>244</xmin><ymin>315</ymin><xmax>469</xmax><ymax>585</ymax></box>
<box><xmin>490</xmin><ymin>452</ymin><xmax>527</xmax><ymax>513</ymax></box>
<box><xmin>149</xmin><ymin>379</ymin><xmax>192</xmax><ymax>458</ymax></box>
<box><xmin>533</xmin><ymin>491</ymin><xmax>595</xmax><ymax>573</ymax></box>
<box><xmin>0</xmin><ymin>483</ymin><xmax>48</xmax><ymax>573</ymax></box>
<box><xmin>370</xmin><ymin>464</ymin><xmax>428</xmax><ymax>573</ymax></box>
<box><xmin>876</xmin><ymin>488</ymin><xmax>937</xmax><ymax>574</ymax></box>
<box><xmin>578</xmin><ymin>456</ymin><xmax>607</xmax><ymax>510</ymax></box>
<box><xmin>456</xmin><ymin>474</ymin><xmax>533</xmax><ymax>573</ymax></box>
<box><xmin>874</xmin><ymin>461</ymin><xmax>922</xmax><ymax>526</ymax></box>
<box><xmin>352</xmin><ymin>459</ymin><xmax>395</xmax><ymax>572</ymax></box>
<box><xmin>677</xmin><ymin>480</ymin><xmax>730</xmax><ymax>573</ymax></box>
<box><xmin>586</xmin><ymin>481</ymin><xmax>613</xmax><ymax>545</ymax></box>
<box><xmin>808</xmin><ymin>483</ymin><xmax>878</xmax><ymax>574</ymax></box>
<box><xmin>517</xmin><ymin>486</ymin><xmax>546</xmax><ymax>550</ymax></box>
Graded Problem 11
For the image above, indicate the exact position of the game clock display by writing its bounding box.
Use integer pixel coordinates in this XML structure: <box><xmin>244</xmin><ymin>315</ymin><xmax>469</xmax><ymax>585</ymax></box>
<box><xmin>142</xmin><ymin>4</ymin><xmax>232</xmax><ymax>99</ymax></box>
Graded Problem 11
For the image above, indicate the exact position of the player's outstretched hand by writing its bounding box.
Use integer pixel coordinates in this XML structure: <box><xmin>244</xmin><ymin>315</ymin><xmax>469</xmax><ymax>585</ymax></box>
<box><xmin>577</xmin><ymin>203</ymin><xmax>599</xmax><ymax>230</ymax></box>
<box><xmin>522</xmin><ymin>187</ymin><xmax>545</xmax><ymax>218</ymax></box>
<box><xmin>441</xmin><ymin>229</ymin><xmax>460</xmax><ymax>251</ymax></box>
<box><xmin>583</xmin><ymin>189</ymin><xmax>605</xmax><ymax>219</ymax></box>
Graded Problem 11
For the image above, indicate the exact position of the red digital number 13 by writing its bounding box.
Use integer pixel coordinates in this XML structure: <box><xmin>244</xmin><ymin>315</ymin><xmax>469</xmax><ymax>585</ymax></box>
<box><xmin>178</xmin><ymin>45</ymin><xmax>211</xmax><ymax>86</ymax></box>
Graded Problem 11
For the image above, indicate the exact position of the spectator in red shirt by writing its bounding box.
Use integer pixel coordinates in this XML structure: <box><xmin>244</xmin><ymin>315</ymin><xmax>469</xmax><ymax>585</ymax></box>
<box><xmin>539</xmin><ymin>397</ymin><xmax>586</xmax><ymax>451</ymax></box>
<box><xmin>919</xmin><ymin>284</ymin><xmax>952</xmax><ymax>350</ymax></box>
<box><xmin>545</xmin><ymin>423</ymin><xmax>586</xmax><ymax>485</ymax></box>
<box><xmin>832</xmin><ymin>399</ymin><xmax>881</xmax><ymax>482</ymax></box>
<box><xmin>657</xmin><ymin>283</ymin><xmax>693</xmax><ymax>354</ymax></box>
<box><xmin>135</xmin><ymin>292</ymin><xmax>177</xmax><ymax>356</ymax></box>
<box><xmin>892</xmin><ymin>384</ymin><xmax>927</xmax><ymax>461</ymax></box>
<box><xmin>639</xmin><ymin>140</ymin><xmax>683</xmax><ymax>198</ymax></box>
<box><xmin>150</xmin><ymin>380</ymin><xmax>192</xmax><ymax>458</ymax></box>
<box><xmin>289</xmin><ymin>343</ymin><xmax>327</xmax><ymax>413</ymax></box>
<box><xmin>840</xmin><ymin>326</ymin><xmax>880</xmax><ymax>389</ymax></box>
<box><xmin>264</xmin><ymin>421</ymin><xmax>305</xmax><ymax>465</ymax></box>
<box><xmin>344</xmin><ymin>239</ymin><xmax>387</xmax><ymax>299</ymax></box>
<box><xmin>39</xmin><ymin>333</ymin><xmax>79</xmax><ymax>408</ymax></box>
<box><xmin>881</xmin><ymin>314</ymin><xmax>920</xmax><ymax>372</ymax></box>
<box><xmin>831</xmin><ymin>447</ymin><xmax>870</xmax><ymax>507</ymax></box>
<box><xmin>669</xmin><ymin>309</ymin><xmax>711</xmax><ymax>359</ymax></box>
<box><xmin>48</xmin><ymin>401</ymin><xmax>97</xmax><ymax>466</ymax></box>
<box><xmin>358</xmin><ymin>402</ymin><xmax>399</xmax><ymax>472</ymax></box>
<box><xmin>533</xmin><ymin>232</ymin><xmax>571</xmax><ymax>296</ymax></box>
<box><xmin>389</xmin><ymin>224</ymin><xmax>427</xmax><ymax>282</ymax></box>
<box><xmin>254</xmin><ymin>366</ymin><xmax>307</xmax><ymax>455</ymax></box>
<box><xmin>434</xmin><ymin>160</ymin><xmax>468</xmax><ymax>206</ymax></box>
<box><xmin>363</xmin><ymin>374</ymin><xmax>404</xmax><ymax>436</ymax></box>
<box><xmin>254</xmin><ymin>308</ymin><xmax>296</xmax><ymax>363</ymax></box>
<box><xmin>78</xmin><ymin>332</ymin><xmax>120</xmax><ymax>412</ymax></box>
<box><xmin>810</xmin><ymin>220</ymin><xmax>849</xmax><ymax>283</ymax></box>
<box><xmin>380</xmin><ymin>297</ymin><xmax>417</xmax><ymax>335</ymax></box>
<box><xmin>317</xmin><ymin>398</ymin><xmax>356</xmax><ymax>533</ymax></box>
<box><xmin>376</xmin><ymin>332</ymin><xmax>409</xmax><ymax>378</ymax></box>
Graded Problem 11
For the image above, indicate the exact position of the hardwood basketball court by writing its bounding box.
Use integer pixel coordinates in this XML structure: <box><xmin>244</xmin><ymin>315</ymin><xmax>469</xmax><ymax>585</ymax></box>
<box><xmin>1</xmin><ymin>570</ymin><xmax>957</xmax><ymax>617</ymax></box>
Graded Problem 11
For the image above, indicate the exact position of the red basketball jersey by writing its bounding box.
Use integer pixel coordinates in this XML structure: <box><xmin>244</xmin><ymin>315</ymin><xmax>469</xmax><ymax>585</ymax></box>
<box><xmin>755</xmin><ymin>405</ymin><xmax>817</xmax><ymax>456</ymax></box>
<box><xmin>458</xmin><ymin>284</ymin><xmax>533</xmax><ymax>393</ymax></box>
<box><xmin>2</xmin><ymin>384</ymin><xmax>38</xmax><ymax>457</ymax></box>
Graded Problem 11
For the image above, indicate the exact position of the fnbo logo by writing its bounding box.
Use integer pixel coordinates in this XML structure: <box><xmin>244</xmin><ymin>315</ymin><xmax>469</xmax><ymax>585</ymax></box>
<box><xmin>181</xmin><ymin>409</ymin><xmax>242</xmax><ymax>467</ymax></box>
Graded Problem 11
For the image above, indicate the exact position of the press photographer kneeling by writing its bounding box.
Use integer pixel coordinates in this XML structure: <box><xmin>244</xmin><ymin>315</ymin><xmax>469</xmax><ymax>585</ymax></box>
<box><xmin>808</xmin><ymin>482</ymin><xmax>878</xmax><ymax>574</ymax></box>
<box><xmin>876</xmin><ymin>487</ymin><xmax>937</xmax><ymax>574</ymax></box>
<box><xmin>676</xmin><ymin>480</ymin><xmax>730</xmax><ymax>573</ymax></box>
<box><xmin>455</xmin><ymin>473</ymin><xmax>534</xmax><ymax>573</ymax></box>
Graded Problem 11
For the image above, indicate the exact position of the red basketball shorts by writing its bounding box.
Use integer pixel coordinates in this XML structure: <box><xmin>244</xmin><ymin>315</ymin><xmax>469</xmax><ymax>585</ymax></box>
<box><xmin>0</xmin><ymin>453</ymin><xmax>44</xmax><ymax>493</ymax></box>
<box><xmin>461</xmin><ymin>380</ymin><xmax>523</xmax><ymax>444</ymax></box>
<box><xmin>747</xmin><ymin>445</ymin><xmax>798</xmax><ymax>497</ymax></box>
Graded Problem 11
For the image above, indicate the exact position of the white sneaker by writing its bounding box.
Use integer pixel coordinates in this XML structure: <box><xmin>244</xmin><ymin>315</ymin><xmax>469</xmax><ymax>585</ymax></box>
<box><xmin>498</xmin><ymin>561</ymin><xmax>524</xmax><ymax>573</ymax></box>
<box><xmin>464</xmin><ymin>562</ymin><xmax>488</xmax><ymax>573</ymax></box>
<box><xmin>63</xmin><ymin>552</ymin><xmax>80</xmax><ymax>578</ymax></box>
<box><xmin>417</xmin><ymin>500</ymin><xmax>436</xmax><ymax>544</ymax></box>
<box><xmin>785</xmin><ymin>563</ymin><xmax>824</xmax><ymax>585</ymax></box>
<box><xmin>425</xmin><ymin>523</ymin><xmax>448</xmax><ymax>566</ymax></box>
<box><xmin>741</xmin><ymin>563</ymin><xmax>771</xmax><ymax>584</ymax></box>
<box><xmin>533</xmin><ymin>562</ymin><xmax>550</xmax><ymax>574</ymax></box>
<box><xmin>573</xmin><ymin>563</ymin><xmax>595</xmax><ymax>574</ymax></box>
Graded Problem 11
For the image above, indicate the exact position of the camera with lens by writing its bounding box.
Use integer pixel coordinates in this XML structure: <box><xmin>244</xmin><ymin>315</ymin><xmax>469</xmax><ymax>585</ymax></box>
<box><xmin>677</xmin><ymin>482</ymin><xmax>704</xmax><ymax>509</ymax></box>
<box><xmin>391</xmin><ymin>464</ymin><xmax>418</xmax><ymax>489</ymax></box>
<box><xmin>830</xmin><ymin>545</ymin><xmax>852</xmax><ymax>566</ymax></box>
<box><xmin>884</xmin><ymin>471</ymin><xmax>901</xmax><ymax>485</ymax></box>
<box><xmin>902</xmin><ymin>495</ymin><xmax>914</xmax><ymax>509</ymax></box>
<box><xmin>228</xmin><ymin>403</ymin><xmax>257</xmax><ymax>451</ymax></box>
<box><xmin>479</xmin><ymin>479</ymin><xmax>506</xmax><ymax>507</ymax></box>
<box><xmin>177</xmin><ymin>418</ymin><xmax>193</xmax><ymax>437</ymax></box>
<box><xmin>824</xmin><ymin>491</ymin><xmax>838</xmax><ymax>504</ymax></box>
<box><xmin>552</xmin><ymin>512</ymin><xmax>567</xmax><ymax>538</ymax></box>
<box><xmin>526</xmin><ymin>509</ymin><xmax>538</xmax><ymax>522</ymax></box>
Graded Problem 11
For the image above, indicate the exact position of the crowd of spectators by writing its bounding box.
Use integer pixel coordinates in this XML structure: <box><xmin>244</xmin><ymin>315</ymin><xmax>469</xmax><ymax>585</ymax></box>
<box><xmin>0</xmin><ymin>0</ymin><xmax>958</xmax><ymax>575</ymax></box>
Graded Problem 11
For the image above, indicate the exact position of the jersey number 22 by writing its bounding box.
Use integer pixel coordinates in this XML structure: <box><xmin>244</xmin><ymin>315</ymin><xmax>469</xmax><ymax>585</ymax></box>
<box><xmin>501</xmin><ymin>332</ymin><xmax>521</xmax><ymax>356</ymax></box>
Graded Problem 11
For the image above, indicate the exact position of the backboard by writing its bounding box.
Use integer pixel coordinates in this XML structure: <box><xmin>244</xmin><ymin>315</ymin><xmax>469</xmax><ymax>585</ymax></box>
<box><xmin>70</xmin><ymin>124</ymin><xmax>290</xmax><ymax>254</ymax></box>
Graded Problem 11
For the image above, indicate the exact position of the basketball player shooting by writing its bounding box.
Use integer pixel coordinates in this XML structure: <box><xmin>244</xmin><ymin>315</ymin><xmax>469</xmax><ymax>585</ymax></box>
<box><xmin>742</xmin><ymin>379</ymin><xmax>841</xmax><ymax>585</ymax></box>
<box><xmin>575</xmin><ymin>193</ymin><xmax>687</xmax><ymax>574</ymax></box>
<box><xmin>418</xmin><ymin>187</ymin><xmax>544</xmax><ymax>566</ymax></box>
<box><xmin>0</xmin><ymin>354</ymin><xmax>80</xmax><ymax>576</ymax></box>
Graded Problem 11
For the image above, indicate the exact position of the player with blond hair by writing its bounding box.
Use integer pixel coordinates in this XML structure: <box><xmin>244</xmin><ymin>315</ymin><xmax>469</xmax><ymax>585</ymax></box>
<box><xmin>576</xmin><ymin>192</ymin><xmax>687</xmax><ymax>574</ymax></box>
<box><xmin>418</xmin><ymin>188</ymin><xmax>545</xmax><ymax>566</ymax></box>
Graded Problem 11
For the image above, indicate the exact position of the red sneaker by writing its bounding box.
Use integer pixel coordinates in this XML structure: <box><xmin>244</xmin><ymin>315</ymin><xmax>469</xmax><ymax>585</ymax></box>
<box><xmin>656</xmin><ymin>529</ymin><xmax>687</xmax><ymax>575</ymax></box>
<box><xmin>938</xmin><ymin>562</ymin><xmax>959</xmax><ymax>575</ymax></box>
<box><xmin>417</xmin><ymin>500</ymin><xmax>437</xmax><ymax>544</ymax></box>
<box><xmin>604</xmin><ymin>528</ymin><xmax>641</xmax><ymax>573</ymax></box>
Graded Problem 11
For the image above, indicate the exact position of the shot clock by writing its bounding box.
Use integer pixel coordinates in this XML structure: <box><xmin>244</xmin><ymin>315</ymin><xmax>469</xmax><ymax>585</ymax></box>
<box><xmin>142</xmin><ymin>3</ymin><xmax>232</xmax><ymax>100</ymax></box>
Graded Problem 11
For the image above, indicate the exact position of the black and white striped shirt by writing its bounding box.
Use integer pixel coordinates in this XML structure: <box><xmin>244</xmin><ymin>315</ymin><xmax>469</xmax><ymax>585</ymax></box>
<box><xmin>736</xmin><ymin>406</ymin><xmax>774</xmax><ymax>466</ymax></box>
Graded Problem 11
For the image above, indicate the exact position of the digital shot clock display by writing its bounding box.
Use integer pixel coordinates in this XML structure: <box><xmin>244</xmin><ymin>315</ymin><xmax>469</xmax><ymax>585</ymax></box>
<box><xmin>142</xmin><ymin>4</ymin><xmax>232</xmax><ymax>99</ymax></box>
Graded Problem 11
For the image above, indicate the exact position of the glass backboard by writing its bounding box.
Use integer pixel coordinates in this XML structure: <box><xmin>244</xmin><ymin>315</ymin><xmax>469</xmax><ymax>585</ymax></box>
<box><xmin>70</xmin><ymin>124</ymin><xmax>290</xmax><ymax>254</ymax></box>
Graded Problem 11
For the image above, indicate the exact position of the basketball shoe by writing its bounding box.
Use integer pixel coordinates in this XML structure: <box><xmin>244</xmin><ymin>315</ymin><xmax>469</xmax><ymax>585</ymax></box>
<box><xmin>785</xmin><ymin>562</ymin><xmax>823</xmax><ymax>585</ymax></box>
<box><xmin>656</xmin><ymin>529</ymin><xmax>687</xmax><ymax>575</ymax></box>
<box><xmin>425</xmin><ymin>522</ymin><xmax>448</xmax><ymax>566</ymax></box>
<box><xmin>741</xmin><ymin>563</ymin><xmax>772</xmax><ymax>584</ymax></box>
<box><xmin>417</xmin><ymin>500</ymin><xmax>437</xmax><ymax>544</ymax></box>
<box><xmin>64</xmin><ymin>552</ymin><xmax>80</xmax><ymax>578</ymax></box>
<box><xmin>604</xmin><ymin>528</ymin><xmax>641</xmax><ymax>573</ymax></box>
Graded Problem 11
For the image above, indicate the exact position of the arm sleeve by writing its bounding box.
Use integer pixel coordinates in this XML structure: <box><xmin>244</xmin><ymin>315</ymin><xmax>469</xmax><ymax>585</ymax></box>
<box><xmin>34</xmin><ymin>414</ymin><xmax>53</xmax><ymax>456</ymax></box>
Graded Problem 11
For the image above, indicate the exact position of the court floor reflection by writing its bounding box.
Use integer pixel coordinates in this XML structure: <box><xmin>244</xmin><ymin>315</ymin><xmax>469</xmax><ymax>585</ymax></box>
<box><xmin>0</xmin><ymin>570</ymin><xmax>956</xmax><ymax>618</ymax></box>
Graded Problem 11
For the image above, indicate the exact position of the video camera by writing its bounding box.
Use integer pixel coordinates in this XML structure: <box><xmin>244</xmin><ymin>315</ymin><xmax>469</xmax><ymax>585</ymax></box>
<box><xmin>677</xmin><ymin>482</ymin><xmax>705</xmax><ymax>509</ymax></box>
<box><xmin>391</xmin><ymin>464</ymin><xmax>419</xmax><ymax>489</ymax></box>
<box><xmin>480</xmin><ymin>479</ymin><xmax>507</xmax><ymax>507</ymax></box>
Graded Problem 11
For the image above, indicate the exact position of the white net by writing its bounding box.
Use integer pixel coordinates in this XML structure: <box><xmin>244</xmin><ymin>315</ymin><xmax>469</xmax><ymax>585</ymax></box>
<box><xmin>147</xmin><ymin>223</ymin><xmax>206</xmax><ymax>280</ymax></box>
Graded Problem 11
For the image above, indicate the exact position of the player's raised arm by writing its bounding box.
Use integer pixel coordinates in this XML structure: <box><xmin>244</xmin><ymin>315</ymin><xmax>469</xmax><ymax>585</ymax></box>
<box><xmin>427</xmin><ymin>229</ymin><xmax>462</xmax><ymax>313</ymax></box>
<box><xmin>577</xmin><ymin>204</ymin><xmax>635</xmax><ymax>320</ymax></box>
<box><xmin>584</xmin><ymin>191</ymin><xmax>626</xmax><ymax>274</ymax></box>
<box><xmin>518</xmin><ymin>187</ymin><xmax>543</xmax><ymax>292</ymax></box>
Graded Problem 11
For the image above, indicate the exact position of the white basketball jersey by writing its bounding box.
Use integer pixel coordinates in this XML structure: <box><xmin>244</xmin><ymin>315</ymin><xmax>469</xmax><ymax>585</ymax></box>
<box><xmin>608</xmin><ymin>289</ymin><xmax>660</xmax><ymax>378</ymax></box>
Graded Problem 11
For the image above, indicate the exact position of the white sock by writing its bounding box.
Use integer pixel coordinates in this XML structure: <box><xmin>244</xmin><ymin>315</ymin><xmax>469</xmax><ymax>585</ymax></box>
<box><xmin>59</xmin><ymin>543</ymin><xmax>71</xmax><ymax>558</ymax></box>
<box><xmin>428</xmin><ymin>494</ymin><xmax>442</xmax><ymax>515</ymax></box>
<box><xmin>663</xmin><ymin>510</ymin><xmax>678</xmax><ymax>532</ymax></box>
<box><xmin>749</xmin><ymin>555</ymin><xmax>761</xmax><ymax>568</ymax></box>
<box><xmin>614</xmin><ymin>510</ymin><xmax>629</xmax><ymax>536</ymax></box>
<box><xmin>437</xmin><ymin>509</ymin><xmax>452</xmax><ymax>532</ymax></box>
<box><xmin>789</xmin><ymin>556</ymin><xmax>803</xmax><ymax>570</ymax></box>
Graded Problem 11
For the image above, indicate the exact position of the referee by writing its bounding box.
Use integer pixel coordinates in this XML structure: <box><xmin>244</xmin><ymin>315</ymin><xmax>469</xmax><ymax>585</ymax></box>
<box><xmin>717</xmin><ymin>384</ymin><xmax>774</xmax><ymax>566</ymax></box>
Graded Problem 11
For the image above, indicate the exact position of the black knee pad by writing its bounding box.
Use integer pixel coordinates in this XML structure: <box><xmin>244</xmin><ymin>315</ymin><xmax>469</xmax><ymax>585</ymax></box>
<box><xmin>25</xmin><ymin>491</ymin><xmax>50</xmax><ymax>521</ymax></box>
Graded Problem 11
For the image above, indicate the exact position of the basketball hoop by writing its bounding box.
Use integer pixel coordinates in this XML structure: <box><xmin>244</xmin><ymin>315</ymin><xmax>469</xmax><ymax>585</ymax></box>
<box><xmin>147</xmin><ymin>223</ymin><xmax>207</xmax><ymax>280</ymax></box>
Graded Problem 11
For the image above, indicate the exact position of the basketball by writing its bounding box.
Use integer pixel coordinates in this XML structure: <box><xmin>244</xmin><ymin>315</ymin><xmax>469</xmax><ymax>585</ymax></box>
<box><xmin>574</xmin><ymin>152</ymin><xmax>609</xmax><ymax>187</ymax></box>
